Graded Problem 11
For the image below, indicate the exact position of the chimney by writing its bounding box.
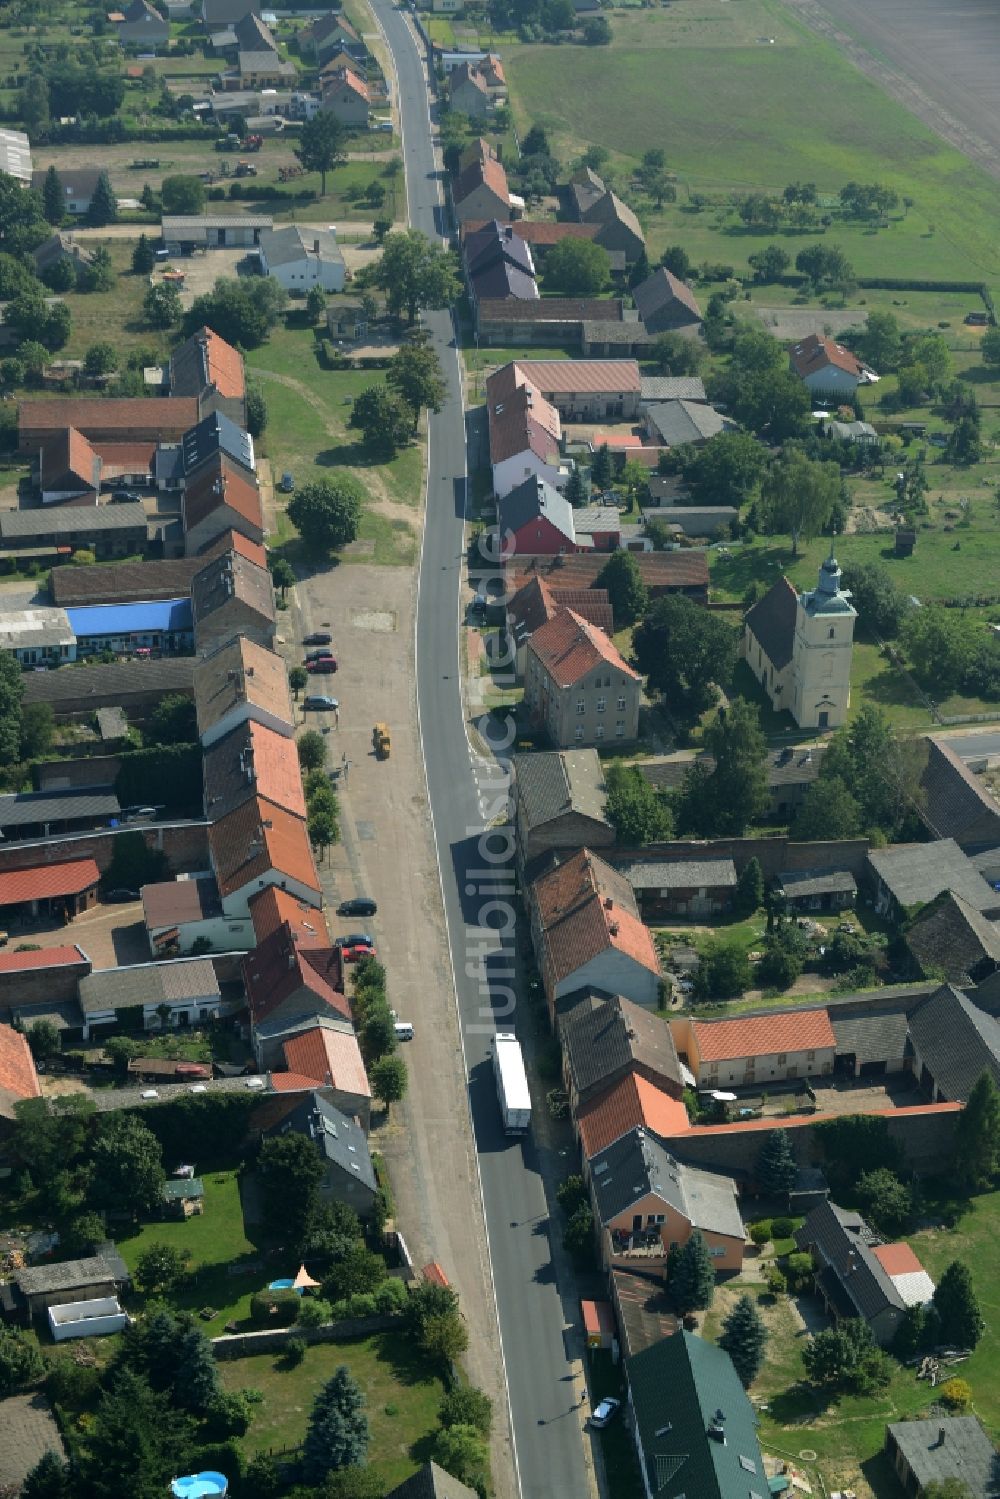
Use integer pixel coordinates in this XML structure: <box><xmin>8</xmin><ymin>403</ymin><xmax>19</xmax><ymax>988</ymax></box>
<box><xmin>313</xmin><ymin>238</ymin><xmax>320</xmax><ymax>254</ymax></box>
<box><xmin>609</xmin><ymin>921</ymin><xmax>619</xmax><ymax>937</ymax></box>
<box><xmin>937</xmin><ymin>1427</ymin><xmax>947</xmax><ymax>1448</ymax></box>
<box><xmin>604</xmin><ymin>897</ymin><xmax>613</xmax><ymax>910</ymax></box>
<box><xmin>246</xmin><ymin>665</ymin><xmax>254</xmax><ymax>678</ymax></box>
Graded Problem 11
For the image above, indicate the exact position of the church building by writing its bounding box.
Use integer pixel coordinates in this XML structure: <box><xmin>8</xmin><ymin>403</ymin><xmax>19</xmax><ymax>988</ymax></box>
<box><xmin>741</xmin><ymin>551</ymin><xmax>856</xmax><ymax>730</ymax></box>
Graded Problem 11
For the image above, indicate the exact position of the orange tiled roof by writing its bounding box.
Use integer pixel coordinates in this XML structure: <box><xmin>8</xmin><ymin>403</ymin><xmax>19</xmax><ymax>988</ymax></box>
<box><xmin>528</xmin><ymin>607</ymin><xmax>639</xmax><ymax>690</ymax></box>
<box><xmin>533</xmin><ymin>848</ymin><xmax>658</xmax><ymax>987</ymax></box>
<box><xmin>201</xmin><ymin>528</ymin><xmax>268</xmax><ymax>570</ymax></box>
<box><xmin>246</xmin><ymin>720</ymin><xmax>306</xmax><ymax>818</ymax></box>
<box><xmin>271</xmin><ymin>1071</ymin><xmax>325</xmax><ymax>1092</ymax></box>
<box><xmin>0</xmin><ymin>859</ymin><xmax>99</xmax><ymax>906</ymax></box>
<box><xmin>691</xmin><ymin>1009</ymin><xmax>835</xmax><ymax>1063</ymax></box>
<box><xmin>194</xmin><ymin>636</ymin><xmax>294</xmax><ymax>739</ymax></box>
<box><xmin>789</xmin><ymin>331</ymin><xmax>863</xmax><ymax>380</ymax></box>
<box><xmin>0</xmin><ymin>944</ymin><xmax>87</xmax><ymax>971</ymax></box>
<box><xmin>325</xmin><ymin>66</ymin><xmax>369</xmax><ymax>102</ymax></box>
<box><xmin>282</xmin><ymin>1025</ymin><xmax>371</xmax><ymax>1097</ymax></box>
<box><xmin>507</xmin><ymin>575</ymin><xmax>614</xmax><ymax>640</ymax></box>
<box><xmin>208</xmin><ymin>796</ymin><xmax>319</xmax><ymax>897</ymax></box>
<box><xmin>184</xmin><ymin>454</ymin><xmax>263</xmax><ymax>534</ymax></box>
<box><xmin>577</xmin><ymin>1073</ymin><xmax>689</xmax><ymax>1157</ymax></box>
<box><xmin>250</xmin><ymin>885</ymin><xmax>329</xmax><ymax>947</ymax></box>
<box><xmin>243</xmin><ymin>922</ymin><xmax>347</xmax><ymax>1026</ymax></box>
<box><xmin>0</xmin><ymin>1023</ymin><xmax>40</xmax><ymax>1111</ymax></box>
<box><xmin>199</xmin><ymin>326</ymin><xmax>246</xmax><ymax>400</ymax></box>
<box><xmin>872</xmin><ymin>1242</ymin><xmax>925</xmax><ymax>1277</ymax></box>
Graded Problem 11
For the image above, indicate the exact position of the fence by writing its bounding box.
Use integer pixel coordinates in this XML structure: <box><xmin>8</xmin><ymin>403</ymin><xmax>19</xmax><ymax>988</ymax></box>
<box><xmin>211</xmin><ymin>1312</ymin><xmax>401</xmax><ymax>1359</ymax></box>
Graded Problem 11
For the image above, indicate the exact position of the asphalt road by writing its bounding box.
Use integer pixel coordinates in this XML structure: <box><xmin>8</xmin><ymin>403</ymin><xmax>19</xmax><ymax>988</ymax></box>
<box><xmin>365</xmin><ymin>5</ymin><xmax>591</xmax><ymax>1497</ymax></box>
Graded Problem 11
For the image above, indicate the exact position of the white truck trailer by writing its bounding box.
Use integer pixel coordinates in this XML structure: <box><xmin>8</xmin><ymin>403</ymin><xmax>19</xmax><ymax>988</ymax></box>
<box><xmin>493</xmin><ymin>1031</ymin><xmax>531</xmax><ymax>1135</ymax></box>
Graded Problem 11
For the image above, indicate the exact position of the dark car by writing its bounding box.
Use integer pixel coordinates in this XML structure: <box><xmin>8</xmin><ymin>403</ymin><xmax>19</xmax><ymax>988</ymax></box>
<box><xmin>104</xmin><ymin>888</ymin><xmax>139</xmax><ymax>903</ymax></box>
<box><xmin>304</xmin><ymin>647</ymin><xmax>333</xmax><ymax>663</ymax></box>
<box><xmin>307</xmin><ymin>657</ymin><xmax>338</xmax><ymax>674</ymax></box>
<box><xmin>338</xmin><ymin>897</ymin><xmax>377</xmax><ymax>917</ymax></box>
<box><xmin>111</xmin><ymin>489</ymin><xmax>142</xmax><ymax>503</ymax></box>
<box><xmin>303</xmin><ymin>694</ymin><xmax>339</xmax><ymax>711</ymax></box>
<box><xmin>303</xmin><ymin>632</ymin><xmax>333</xmax><ymax>646</ymax></box>
<box><xmin>336</xmin><ymin>933</ymin><xmax>374</xmax><ymax>948</ymax></box>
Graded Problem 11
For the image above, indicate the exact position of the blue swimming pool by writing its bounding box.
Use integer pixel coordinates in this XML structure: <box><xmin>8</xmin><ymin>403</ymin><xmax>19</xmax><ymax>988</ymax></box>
<box><xmin>268</xmin><ymin>1279</ymin><xmax>304</xmax><ymax>1294</ymax></box>
<box><xmin>171</xmin><ymin>1472</ymin><xmax>228</xmax><ymax>1499</ymax></box>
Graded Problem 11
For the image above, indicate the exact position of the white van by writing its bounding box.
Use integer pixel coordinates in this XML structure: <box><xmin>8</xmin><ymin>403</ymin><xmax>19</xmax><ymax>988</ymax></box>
<box><xmin>393</xmin><ymin>1021</ymin><xmax>414</xmax><ymax>1042</ymax></box>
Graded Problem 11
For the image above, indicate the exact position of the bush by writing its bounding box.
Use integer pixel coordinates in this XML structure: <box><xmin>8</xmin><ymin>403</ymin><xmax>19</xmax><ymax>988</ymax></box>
<box><xmin>785</xmin><ymin>1252</ymin><xmax>813</xmax><ymax>1291</ymax></box>
<box><xmin>374</xmin><ymin>1277</ymin><xmax>407</xmax><ymax>1315</ymax></box>
<box><xmin>939</xmin><ymin>1377</ymin><xmax>972</xmax><ymax>1413</ymax></box>
<box><xmin>283</xmin><ymin>1334</ymin><xmax>306</xmax><ymax>1367</ymax></box>
<box><xmin>771</xmin><ymin>1216</ymin><xmax>795</xmax><ymax>1239</ymax></box>
<box><xmin>748</xmin><ymin>1221</ymin><xmax>772</xmax><ymax>1247</ymax></box>
<box><xmin>765</xmin><ymin>1265</ymin><xmax>786</xmax><ymax>1295</ymax></box>
<box><xmin>298</xmin><ymin>1297</ymin><xmax>332</xmax><ymax>1328</ymax></box>
<box><xmin>346</xmin><ymin>1292</ymin><xmax>377</xmax><ymax>1318</ymax></box>
<box><xmin>250</xmin><ymin>1288</ymin><xmax>300</xmax><ymax>1327</ymax></box>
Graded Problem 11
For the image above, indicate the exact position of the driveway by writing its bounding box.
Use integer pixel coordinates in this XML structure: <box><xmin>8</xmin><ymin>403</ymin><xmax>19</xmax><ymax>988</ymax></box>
<box><xmin>12</xmin><ymin>899</ymin><xmax>150</xmax><ymax>969</ymax></box>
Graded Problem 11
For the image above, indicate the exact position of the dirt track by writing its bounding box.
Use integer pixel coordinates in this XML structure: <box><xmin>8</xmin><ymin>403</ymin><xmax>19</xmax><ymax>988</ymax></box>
<box><xmin>782</xmin><ymin>0</ymin><xmax>1000</xmax><ymax>183</ymax></box>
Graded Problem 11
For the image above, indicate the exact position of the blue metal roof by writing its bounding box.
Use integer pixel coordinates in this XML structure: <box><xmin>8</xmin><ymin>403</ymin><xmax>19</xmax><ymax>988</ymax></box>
<box><xmin>67</xmin><ymin>598</ymin><xmax>193</xmax><ymax>637</ymax></box>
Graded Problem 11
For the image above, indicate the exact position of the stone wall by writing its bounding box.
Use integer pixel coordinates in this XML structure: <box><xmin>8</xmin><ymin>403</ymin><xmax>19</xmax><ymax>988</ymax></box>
<box><xmin>612</xmin><ymin>835</ymin><xmax>871</xmax><ymax>882</ymax></box>
<box><xmin>0</xmin><ymin>821</ymin><xmax>210</xmax><ymax>877</ymax></box>
<box><xmin>211</xmin><ymin>1313</ymin><xmax>400</xmax><ymax>1359</ymax></box>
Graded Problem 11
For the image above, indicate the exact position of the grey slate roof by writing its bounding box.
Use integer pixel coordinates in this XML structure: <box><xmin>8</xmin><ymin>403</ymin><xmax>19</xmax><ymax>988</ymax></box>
<box><xmin>78</xmin><ymin>958</ymin><xmax>219</xmax><ymax>1015</ymax></box>
<box><xmin>645</xmin><ymin>399</ymin><xmax>726</xmax><ymax>446</ymax></box>
<box><xmin>905</xmin><ymin>889</ymin><xmax>1000</xmax><ymax>983</ymax></box>
<box><xmin>907</xmin><ymin>983</ymin><xmax>1000</xmax><ymax>1100</ymax></box>
<box><xmin>591</xmin><ymin>1127</ymin><xmax>743</xmax><ymax>1240</ymax></box>
<box><xmin>266</xmin><ymin>1091</ymin><xmax>376</xmax><ymax>1195</ymax></box>
<box><xmin>632</xmin><ymin>267</ymin><xmax>702</xmax><ymax>326</ymax></box>
<box><xmin>386</xmin><ymin>1463</ymin><xmax>478</xmax><ymax>1499</ymax></box>
<box><xmin>868</xmin><ymin>838</ymin><xmax>1000</xmax><ymax>915</ymax></box>
<box><xmin>639</xmin><ymin>375</ymin><xmax>707</xmax><ymax>403</ymax></box>
<box><xmin>831</xmin><ymin>1008</ymin><xmax>911</xmax><ymax>1067</ymax></box>
<box><xmin>258</xmin><ymin>224</ymin><xmax>345</xmax><ymax>270</ymax></box>
<box><xmin>23</xmin><ymin>656</ymin><xmax>194</xmax><ymax>707</ymax></box>
<box><xmin>182</xmin><ymin>411</ymin><xmax>254</xmax><ymax>476</ymax></box>
<box><xmin>777</xmin><ymin>868</ymin><xmax>857</xmax><ymax>899</ymax></box>
<box><xmin>16</xmin><ymin>1248</ymin><xmax>128</xmax><ymax>1297</ymax></box>
<box><xmin>559</xmin><ymin>991</ymin><xmax>683</xmax><ymax>1099</ymax></box>
<box><xmin>0</xmin><ymin>504</ymin><xmax>146</xmax><ymax>539</ymax></box>
<box><xmin>744</xmin><ymin>575</ymin><xmax>798</xmax><ymax>671</ymax></box>
<box><xmin>626</xmin><ymin>1329</ymin><xmax>766</xmax><ymax>1499</ymax></box>
<box><xmin>162</xmin><ymin>214</ymin><xmax>273</xmax><ymax>234</ymax></box>
<box><xmin>919</xmin><ymin>736</ymin><xmax>1000</xmax><ymax>849</ymax></box>
<box><xmin>621</xmin><ymin>858</ymin><xmax>737</xmax><ymax>891</ymax></box>
<box><xmin>0</xmin><ymin>789</ymin><xmax>120</xmax><ymax>830</ymax></box>
<box><xmin>513</xmin><ymin>749</ymin><xmax>610</xmax><ymax>832</ymax></box>
<box><xmin>470</xmin><ymin>259</ymin><xmax>538</xmax><ymax>302</ymax></box>
<box><xmin>794</xmin><ymin>1200</ymin><xmax>904</xmax><ymax>1320</ymax></box>
<box><xmin>497</xmin><ymin>475</ymin><xmax>576</xmax><ymax>546</ymax></box>
<box><xmin>886</xmin><ymin>1416</ymin><xmax>1000</xmax><ymax>1498</ymax></box>
<box><xmin>464</xmin><ymin>220</ymin><xmax>535</xmax><ymax>277</ymax></box>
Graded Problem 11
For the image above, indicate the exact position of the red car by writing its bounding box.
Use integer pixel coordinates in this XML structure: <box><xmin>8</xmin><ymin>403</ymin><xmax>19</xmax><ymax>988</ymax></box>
<box><xmin>340</xmin><ymin>942</ymin><xmax>376</xmax><ymax>963</ymax></box>
<box><xmin>307</xmin><ymin>656</ymin><xmax>338</xmax><ymax>674</ymax></box>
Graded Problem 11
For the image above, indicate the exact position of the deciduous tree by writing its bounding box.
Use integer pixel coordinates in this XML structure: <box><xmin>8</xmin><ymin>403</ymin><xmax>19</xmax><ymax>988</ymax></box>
<box><xmin>366</xmin><ymin>229</ymin><xmax>459</xmax><ymax>324</ymax></box>
<box><xmin>295</xmin><ymin>112</ymin><xmax>349</xmax><ymax>196</ymax></box>
<box><xmin>604</xmin><ymin>764</ymin><xmax>673</xmax><ymax>845</ymax></box>
<box><xmin>633</xmin><ymin>594</ymin><xmax>736</xmax><ymax>709</ymax></box>
<box><xmin>350</xmin><ymin>383</ymin><xmax>416</xmax><ymax>457</ymax></box>
<box><xmin>387</xmin><ymin>336</ymin><xmax>446</xmax><ymax>414</ymax></box>
<box><xmin>289</xmin><ymin>476</ymin><xmax>364</xmax><ymax>553</ymax></box>
<box><xmin>760</xmin><ymin>448</ymin><xmax>841</xmax><ymax>555</ymax></box>
<box><xmin>595</xmin><ymin>548</ymin><xmax>648</xmax><ymax>626</ymax></box>
<box><xmin>793</xmin><ymin>776</ymin><xmax>861</xmax><ymax>841</ymax></box>
<box><xmin>257</xmin><ymin>1131</ymin><xmax>325</xmax><ymax>1246</ymax></box>
<box><xmin>89</xmin><ymin>1115</ymin><xmax>165</xmax><ymax>1217</ymax></box>
<box><xmin>544</xmin><ymin>237</ymin><xmax>611</xmax><ymax>296</ymax></box>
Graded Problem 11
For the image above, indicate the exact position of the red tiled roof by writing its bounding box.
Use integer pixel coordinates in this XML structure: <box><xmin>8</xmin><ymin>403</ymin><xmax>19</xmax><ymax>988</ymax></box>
<box><xmin>454</xmin><ymin>152</ymin><xmax>510</xmax><ymax>209</ymax></box>
<box><xmin>487</xmin><ymin>365</ymin><xmax>561</xmax><ymax>467</ymax></box>
<box><xmin>0</xmin><ymin>1023</ymin><xmax>41</xmax><ymax>1110</ymax></box>
<box><xmin>532</xmin><ymin>848</ymin><xmax>658</xmax><ymax>987</ymax></box>
<box><xmin>249</xmin><ymin>885</ymin><xmax>330</xmax><ymax>948</ymax></box>
<box><xmin>208</xmin><ymin>796</ymin><xmax>319</xmax><ymax>898</ymax></box>
<box><xmin>691</xmin><ymin>1010</ymin><xmax>835</xmax><ymax>1063</ymax></box>
<box><xmin>0</xmin><ymin>944</ymin><xmax>87</xmax><ymax>971</ymax></box>
<box><xmin>243</xmin><ymin>921</ymin><xmax>347</xmax><ymax>1026</ymax></box>
<box><xmin>46</xmin><ymin>427</ymin><xmax>100</xmax><ymax>489</ymax></box>
<box><xmin>528</xmin><ymin>607</ymin><xmax>639</xmax><ymax>690</ymax></box>
<box><xmin>483</xmin><ymin>52</ymin><xmax>506</xmax><ymax>85</ymax></box>
<box><xmin>507</xmin><ymin>551</ymin><xmax>709</xmax><ymax>594</ymax></box>
<box><xmin>789</xmin><ymin>331</ymin><xmax>863</xmax><ymax>380</ymax></box>
<box><xmin>194</xmin><ymin>636</ymin><xmax>294</xmax><ymax>739</ymax></box>
<box><xmin>872</xmin><ymin>1242</ymin><xmax>925</xmax><ymax>1277</ymax></box>
<box><xmin>19</xmin><ymin>397</ymin><xmax>198</xmax><ymax>437</ymax></box>
<box><xmin>200</xmin><ymin>528</ymin><xmax>268</xmax><ymax>569</ymax></box>
<box><xmin>0</xmin><ymin>859</ymin><xmax>100</xmax><ymax>907</ymax></box>
<box><xmin>463</xmin><ymin>220</ymin><xmax>602</xmax><ymax>247</ymax></box>
<box><xmin>324</xmin><ymin>65</ymin><xmax>370</xmax><ymax>102</ymax></box>
<box><xmin>513</xmin><ymin>358</ymin><xmax>641</xmax><ymax>396</ymax></box>
<box><xmin>270</xmin><ymin>1071</ymin><xmax>323</xmax><ymax>1092</ymax></box>
<box><xmin>282</xmin><ymin>1024</ymin><xmax>371</xmax><ymax>1097</ymax></box>
<box><xmin>577</xmin><ymin>1073</ymin><xmax>689</xmax><ymax>1157</ymax></box>
<box><xmin>508</xmin><ymin>575</ymin><xmax>614</xmax><ymax>640</ymax></box>
<box><xmin>184</xmin><ymin>454</ymin><xmax>263</xmax><ymax>534</ymax></box>
<box><xmin>198</xmin><ymin>326</ymin><xmax>245</xmax><ymax>400</ymax></box>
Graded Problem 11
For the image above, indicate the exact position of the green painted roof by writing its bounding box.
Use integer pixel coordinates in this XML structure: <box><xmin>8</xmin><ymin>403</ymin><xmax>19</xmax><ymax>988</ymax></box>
<box><xmin>626</xmin><ymin>1331</ymin><xmax>766</xmax><ymax>1499</ymax></box>
<box><xmin>161</xmin><ymin>1178</ymin><xmax>204</xmax><ymax>1200</ymax></box>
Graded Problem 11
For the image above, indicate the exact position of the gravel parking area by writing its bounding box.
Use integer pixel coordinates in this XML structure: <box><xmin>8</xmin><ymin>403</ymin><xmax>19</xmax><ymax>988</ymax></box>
<box><xmin>0</xmin><ymin>1395</ymin><xmax>64</xmax><ymax>1491</ymax></box>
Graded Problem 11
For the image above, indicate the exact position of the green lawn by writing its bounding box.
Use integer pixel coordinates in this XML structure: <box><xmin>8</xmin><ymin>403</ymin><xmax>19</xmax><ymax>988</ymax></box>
<box><xmin>116</xmin><ymin>1168</ymin><xmax>262</xmax><ymax>1329</ymax></box>
<box><xmin>58</xmin><ymin>239</ymin><xmax>170</xmax><ymax>365</ymax></box>
<box><xmin>219</xmin><ymin>1333</ymin><xmax>446</xmax><ymax>1486</ymax></box>
<box><xmin>504</xmin><ymin>0</ymin><xmax>1000</xmax><ymax>288</ymax></box>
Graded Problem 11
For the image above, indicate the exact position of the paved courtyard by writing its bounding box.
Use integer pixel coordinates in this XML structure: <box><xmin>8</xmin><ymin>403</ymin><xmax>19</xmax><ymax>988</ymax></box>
<box><xmin>0</xmin><ymin>1394</ymin><xmax>64</xmax><ymax>1491</ymax></box>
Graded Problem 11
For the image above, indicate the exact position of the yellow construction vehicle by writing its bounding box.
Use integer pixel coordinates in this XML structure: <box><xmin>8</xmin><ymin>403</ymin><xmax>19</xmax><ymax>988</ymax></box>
<box><xmin>373</xmin><ymin>723</ymin><xmax>391</xmax><ymax>759</ymax></box>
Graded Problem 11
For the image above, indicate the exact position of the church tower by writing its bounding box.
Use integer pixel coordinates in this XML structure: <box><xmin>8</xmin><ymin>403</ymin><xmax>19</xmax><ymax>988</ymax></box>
<box><xmin>789</xmin><ymin>548</ymin><xmax>856</xmax><ymax>730</ymax></box>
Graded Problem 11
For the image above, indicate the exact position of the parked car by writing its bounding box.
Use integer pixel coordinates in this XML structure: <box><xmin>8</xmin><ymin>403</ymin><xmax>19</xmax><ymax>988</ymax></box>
<box><xmin>307</xmin><ymin>656</ymin><xmax>338</xmax><ymax>674</ymax></box>
<box><xmin>303</xmin><ymin>632</ymin><xmax>332</xmax><ymax>646</ymax></box>
<box><xmin>304</xmin><ymin>648</ymin><xmax>333</xmax><ymax>663</ymax></box>
<box><xmin>104</xmin><ymin>888</ymin><xmax>139</xmax><ymax>903</ymax></box>
<box><xmin>587</xmin><ymin>1398</ymin><xmax>620</xmax><ymax>1430</ymax></box>
<box><xmin>111</xmin><ymin>489</ymin><xmax>142</xmax><ymax>503</ymax></box>
<box><xmin>303</xmin><ymin>694</ymin><xmax>339</xmax><ymax>711</ymax></box>
<box><xmin>279</xmin><ymin>471</ymin><xmax>295</xmax><ymax>492</ymax></box>
<box><xmin>336</xmin><ymin>933</ymin><xmax>374</xmax><ymax>948</ymax></box>
<box><xmin>341</xmin><ymin>942</ymin><xmax>376</xmax><ymax>963</ymax></box>
<box><xmin>338</xmin><ymin>897</ymin><xmax>377</xmax><ymax>917</ymax></box>
<box><xmin>394</xmin><ymin>1021</ymin><xmax>414</xmax><ymax>1041</ymax></box>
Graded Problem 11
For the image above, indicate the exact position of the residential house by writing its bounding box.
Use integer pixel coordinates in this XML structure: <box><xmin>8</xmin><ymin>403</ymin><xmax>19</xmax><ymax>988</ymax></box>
<box><xmin>24</xmin><ymin>656</ymin><xmax>194</xmax><ymax>725</ymax></box>
<box><xmin>0</xmin><ymin>859</ymin><xmax>100</xmax><ymax>923</ymax></box>
<box><xmin>640</xmin><ymin>507</ymin><xmax>738</xmax><ymax>542</ymax></box>
<box><xmin>0</xmin><ymin>505</ymin><xmax>147</xmax><ymax>560</ymax></box>
<box><xmin>141</xmin><ymin>875</ymin><xmax>246</xmax><ymax>956</ymax></box>
<box><xmin>463</xmin><ymin>218</ymin><xmax>604</xmax><ymax>263</ymax></box>
<box><xmin>822</xmin><ymin>417</ymin><xmax>879</xmax><ymax>445</ymax></box>
<box><xmin>625</xmin><ymin>1332</ymin><xmax>766</xmax><ymax>1499</ymax></box>
<box><xmin>524</xmin><ymin>607</ymin><xmax>642</xmax><ymax>749</ymax></box>
<box><xmin>298</xmin><ymin>12</ymin><xmax>364</xmax><ymax>66</ymax></box>
<box><xmin>529</xmin><ymin>847</ymin><xmax>660</xmax><ymax>1014</ymax></box>
<box><xmin>506</xmin><ymin>576</ymin><xmax>613</xmax><ymax>679</ymax></box>
<box><xmin>867</xmin><ymin>838</ymin><xmax>1000</xmax><ymax>923</ymax></box>
<box><xmin>580</xmin><ymin>190</ymin><xmax>646</xmax><ymax>262</ymax></box>
<box><xmin>191</xmin><ymin>547</ymin><xmax>276</xmax><ymax>653</ymax></box>
<box><xmin>790</xmin><ymin>331</ymin><xmax>870</xmax><ymax>394</ymax></box>
<box><xmin>161</xmin><ymin>215</ymin><xmax>273</xmax><ymax>252</ymax></box>
<box><xmin>0</xmin><ymin>1022</ymin><xmax>41</xmax><ymax>1122</ymax></box>
<box><xmin>631</xmin><ymin>267</ymin><xmax>702</xmax><ymax>334</ymax></box>
<box><xmin>0</xmin><ymin>607</ymin><xmax>76</xmax><ymax>668</ymax></box>
<box><xmin>449</xmin><ymin>61</ymin><xmax>492</xmax><ymax>119</ymax></box>
<box><xmin>77</xmin><ymin>958</ymin><xmax>220</xmax><ymax>1040</ymax></box>
<box><xmin>507</xmin><ymin>551</ymin><xmax>709</xmax><ymax>606</ymax></box>
<box><xmin>505</xmin><ymin>358</ymin><xmax>643</xmax><ymax>422</ymax></box>
<box><xmin>499</xmin><ymin>477</ymin><xmax>620</xmax><ymax>556</ymax></box>
<box><xmin>233</xmin><ymin>12</ymin><xmax>278</xmax><ymax>53</ymax></box>
<box><xmin>384</xmin><ymin>1468</ymin><xmax>477</xmax><ymax>1499</ymax></box>
<box><xmin>321</xmin><ymin>67</ymin><xmax>370</xmax><ymax>127</ymax></box>
<box><xmin>183</xmin><ymin>454</ymin><xmax>264</xmax><ymax>556</ymax></box>
<box><xmin>918</xmin><ymin>736</ymin><xmax>1000</xmax><ymax>851</ymax></box>
<box><xmin>577</xmin><ymin>1071</ymin><xmax>689</xmax><ymax>1160</ymax></box>
<box><xmin>237</xmin><ymin>49</ymin><xmax>297</xmax><ymax>87</ymax></box>
<box><xmin>13</xmin><ymin>1247</ymin><xmax>130</xmax><ymax>1322</ymax></box>
<box><xmin>193</xmin><ymin>636</ymin><xmax>294</xmax><ymax>747</ymax></box>
<box><xmin>904</xmin><ymin>889</ymin><xmax>1000</xmax><ymax>986</ymax></box>
<box><xmin>558</xmin><ymin>989</ymin><xmax>685</xmax><ymax>1114</ymax></box>
<box><xmin>202</xmin><ymin>0</ymin><xmax>261</xmax><ymax>25</ymax></box>
<box><xmin>33</xmin><ymin>233</ymin><xmax>94</xmax><ymax>287</ymax></box>
<box><xmin>486</xmin><ymin>369</ymin><xmax>564</xmax><ymax>499</ymax></box>
<box><xmin>885</xmin><ymin>1416</ymin><xmax>999</xmax><ymax>1499</ymax></box>
<box><xmin>464</xmin><ymin>220</ymin><xmax>538</xmax><ymax>307</ymax></box>
<box><xmin>115</xmin><ymin>0</ymin><xmax>170</xmax><ymax>48</ymax></box>
<box><xmin>203</xmin><ymin>718</ymin><xmax>306</xmax><ymax>823</ymax></box>
<box><xmin>319</xmin><ymin>50</ymin><xmax>367</xmax><ymax>87</ymax></box>
<box><xmin>620</xmin><ymin>858</ymin><xmax>738</xmax><ymax>920</ymax></box>
<box><xmin>670</xmin><ymin>1009</ymin><xmax>837</xmax><ymax>1089</ymax></box>
<box><xmin>592</xmin><ymin>1127</ymin><xmax>744</xmax><ymax>1274</ymax></box>
<box><xmin>249</xmin><ymin>884</ymin><xmax>332</xmax><ymax>949</ymax></box>
<box><xmin>31</xmin><ymin>168</ymin><xmax>109</xmax><ymax>218</ymax></box>
<box><xmin>182</xmin><ymin>411</ymin><xmax>255</xmax><ymax>482</ymax></box>
<box><xmin>795</xmin><ymin>1200</ymin><xmax>934</xmax><ymax>1346</ymax></box>
<box><xmin>244</xmin><ymin>921</ymin><xmax>349</xmax><ymax>1041</ymax></box>
<box><xmin>452</xmin><ymin>145</ymin><xmax>511</xmax><ymax>225</ymax></box>
<box><xmin>643</xmin><ymin>399</ymin><xmax>728</xmax><ymax>448</ymax></box>
<box><xmin>257</xmin><ymin>224</ymin><xmax>346</xmax><ymax>292</ymax></box>
<box><xmin>38</xmin><ymin>427</ymin><xmax>102</xmax><ymax>504</ymax></box>
<box><xmin>168</xmin><ymin>326</ymin><xmax>247</xmax><ymax>428</ymax></box>
<box><xmin>741</xmin><ymin>552</ymin><xmax>857</xmax><ymax>730</ymax></box>
<box><xmin>263</xmin><ymin>1091</ymin><xmax>377</xmax><ymax>1216</ymax></box>
<box><xmin>276</xmin><ymin>1023</ymin><xmax>371</xmax><ymax>1130</ymax></box>
<box><xmin>568</xmin><ymin>165</ymin><xmax>607</xmax><ymax>220</ymax></box>
<box><xmin>19</xmin><ymin>397</ymin><xmax>198</xmax><ymax>451</ymax></box>
<box><xmin>775</xmin><ymin>867</ymin><xmax>857</xmax><ymax>913</ymax></box>
<box><xmin>209</xmin><ymin>794</ymin><xmax>321</xmax><ymax>916</ymax></box>
<box><xmin>906</xmin><ymin>983</ymin><xmax>1000</xmax><ymax>1101</ymax></box>
<box><xmin>512</xmin><ymin>747</ymin><xmax>613</xmax><ymax>869</ymax></box>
